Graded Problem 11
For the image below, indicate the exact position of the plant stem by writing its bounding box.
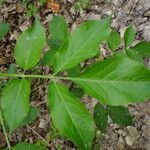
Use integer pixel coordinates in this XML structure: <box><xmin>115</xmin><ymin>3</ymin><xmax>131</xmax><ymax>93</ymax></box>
<box><xmin>0</xmin><ymin>73</ymin><xmax>75</xmax><ymax>80</ymax></box>
<box><xmin>0</xmin><ymin>73</ymin><xmax>53</xmax><ymax>79</ymax></box>
<box><xmin>27</xmin><ymin>125</ymin><xmax>51</xmax><ymax>147</ymax></box>
<box><xmin>0</xmin><ymin>111</ymin><xmax>12</xmax><ymax>150</ymax></box>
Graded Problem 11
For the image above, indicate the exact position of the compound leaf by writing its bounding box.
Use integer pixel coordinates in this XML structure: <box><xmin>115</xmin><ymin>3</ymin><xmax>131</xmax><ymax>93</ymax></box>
<box><xmin>93</xmin><ymin>103</ymin><xmax>108</xmax><ymax>133</ymax></box>
<box><xmin>132</xmin><ymin>41</ymin><xmax>150</xmax><ymax>57</ymax></box>
<box><xmin>124</xmin><ymin>25</ymin><xmax>136</xmax><ymax>48</ymax></box>
<box><xmin>53</xmin><ymin>18</ymin><xmax>111</xmax><ymax>74</ymax></box>
<box><xmin>48</xmin><ymin>82</ymin><xmax>95</xmax><ymax>150</ymax></box>
<box><xmin>70</xmin><ymin>53</ymin><xmax>150</xmax><ymax>105</ymax></box>
<box><xmin>0</xmin><ymin>22</ymin><xmax>9</xmax><ymax>39</ymax></box>
<box><xmin>14</xmin><ymin>142</ymin><xmax>46</xmax><ymax>150</ymax></box>
<box><xmin>107</xmin><ymin>31</ymin><xmax>121</xmax><ymax>51</ymax></box>
<box><xmin>14</xmin><ymin>17</ymin><xmax>46</xmax><ymax>70</ymax></box>
<box><xmin>1</xmin><ymin>79</ymin><xmax>30</xmax><ymax>131</ymax></box>
<box><xmin>107</xmin><ymin>106</ymin><xmax>132</xmax><ymax>126</ymax></box>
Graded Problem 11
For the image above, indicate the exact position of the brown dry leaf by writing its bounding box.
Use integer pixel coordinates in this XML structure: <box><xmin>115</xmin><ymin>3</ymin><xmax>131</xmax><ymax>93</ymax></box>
<box><xmin>16</xmin><ymin>4</ymin><xmax>24</xmax><ymax>13</ymax></box>
<box><xmin>0</xmin><ymin>130</ymin><xmax>6</xmax><ymax>148</ymax></box>
<box><xmin>46</xmin><ymin>0</ymin><xmax>60</xmax><ymax>13</ymax></box>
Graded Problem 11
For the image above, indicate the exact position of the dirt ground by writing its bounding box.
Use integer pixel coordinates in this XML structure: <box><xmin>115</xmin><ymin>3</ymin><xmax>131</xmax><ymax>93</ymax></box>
<box><xmin>0</xmin><ymin>0</ymin><xmax>150</xmax><ymax>150</ymax></box>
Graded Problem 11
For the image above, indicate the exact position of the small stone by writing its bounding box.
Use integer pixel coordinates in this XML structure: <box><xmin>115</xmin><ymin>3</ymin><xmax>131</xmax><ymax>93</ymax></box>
<box><xmin>39</xmin><ymin>119</ymin><xmax>47</xmax><ymax>129</ymax></box>
<box><xmin>143</xmin><ymin>0</ymin><xmax>150</xmax><ymax>11</ymax></box>
<box><xmin>125</xmin><ymin>136</ymin><xmax>133</xmax><ymax>147</ymax></box>
<box><xmin>144</xmin><ymin>10</ymin><xmax>150</xmax><ymax>17</ymax></box>
<box><xmin>143</xmin><ymin>25</ymin><xmax>150</xmax><ymax>40</ymax></box>
<box><xmin>70</xmin><ymin>7</ymin><xmax>76</xmax><ymax>15</ymax></box>
<box><xmin>113</xmin><ymin>0</ymin><xmax>123</xmax><ymax>6</ymax></box>
<box><xmin>86</xmin><ymin>13</ymin><xmax>101</xmax><ymax>20</ymax></box>
<box><xmin>46</xmin><ymin>14</ymin><xmax>53</xmax><ymax>22</ymax></box>
<box><xmin>67</xmin><ymin>0</ymin><xmax>75</xmax><ymax>3</ymax></box>
<box><xmin>80</xmin><ymin>10</ymin><xmax>86</xmax><ymax>19</ymax></box>
<box><xmin>117</xmin><ymin>137</ymin><xmax>125</xmax><ymax>150</ymax></box>
<box><xmin>127</xmin><ymin>126</ymin><xmax>140</xmax><ymax>140</ymax></box>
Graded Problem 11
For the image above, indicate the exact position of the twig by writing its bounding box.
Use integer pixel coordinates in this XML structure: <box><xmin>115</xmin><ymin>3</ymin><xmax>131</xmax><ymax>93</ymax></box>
<box><xmin>0</xmin><ymin>111</ymin><xmax>12</xmax><ymax>150</ymax></box>
<box><xmin>27</xmin><ymin>125</ymin><xmax>50</xmax><ymax>147</ymax></box>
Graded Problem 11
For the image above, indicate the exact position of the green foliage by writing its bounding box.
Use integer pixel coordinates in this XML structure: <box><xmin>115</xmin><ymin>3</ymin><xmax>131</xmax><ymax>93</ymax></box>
<box><xmin>48</xmin><ymin>82</ymin><xmax>95</xmax><ymax>150</ymax></box>
<box><xmin>42</xmin><ymin>16</ymin><xmax>68</xmax><ymax>67</ymax></box>
<box><xmin>22</xmin><ymin>0</ymin><xmax>38</xmax><ymax>16</ymax></box>
<box><xmin>0</xmin><ymin>22</ymin><xmax>9</xmax><ymax>39</ymax></box>
<box><xmin>94</xmin><ymin>103</ymin><xmax>108</xmax><ymax>133</ymax></box>
<box><xmin>1</xmin><ymin>79</ymin><xmax>31</xmax><ymax>131</ymax></box>
<box><xmin>107</xmin><ymin>30</ymin><xmax>121</xmax><ymax>51</ymax></box>
<box><xmin>14</xmin><ymin>17</ymin><xmax>46</xmax><ymax>70</ymax></box>
<box><xmin>94</xmin><ymin>104</ymin><xmax>132</xmax><ymax>132</ymax></box>
<box><xmin>71</xmin><ymin>53</ymin><xmax>150</xmax><ymax>105</ymax></box>
<box><xmin>49</xmin><ymin>15</ymin><xmax>68</xmax><ymax>45</ymax></box>
<box><xmin>132</xmin><ymin>41</ymin><xmax>150</xmax><ymax>56</ymax></box>
<box><xmin>0</xmin><ymin>16</ymin><xmax>150</xmax><ymax>150</ymax></box>
<box><xmin>53</xmin><ymin>18</ymin><xmax>111</xmax><ymax>73</ymax></box>
<box><xmin>126</xmin><ymin>48</ymin><xmax>143</xmax><ymax>63</ymax></box>
<box><xmin>67</xmin><ymin>65</ymin><xmax>81</xmax><ymax>77</ymax></box>
<box><xmin>0</xmin><ymin>0</ymin><xmax>5</xmax><ymax>5</ymax></box>
<box><xmin>19</xmin><ymin>105</ymin><xmax>39</xmax><ymax>127</ymax></box>
<box><xmin>107</xmin><ymin>106</ymin><xmax>132</xmax><ymax>126</ymax></box>
<box><xmin>124</xmin><ymin>25</ymin><xmax>136</xmax><ymax>48</ymax></box>
<box><xmin>38</xmin><ymin>0</ymin><xmax>47</xmax><ymax>4</ymax></box>
<box><xmin>13</xmin><ymin>142</ymin><xmax>46</xmax><ymax>150</ymax></box>
<box><xmin>70</xmin><ymin>87</ymin><xmax>84</xmax><ymax>98</ymax></box>
<box><xmin>75</xmin><ymin>0</ymin><xmax>91</xmax><ymax>11</ymax></box>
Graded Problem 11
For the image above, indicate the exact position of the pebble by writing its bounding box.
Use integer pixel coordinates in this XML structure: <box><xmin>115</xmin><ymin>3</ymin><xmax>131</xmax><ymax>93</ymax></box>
<box><xmin>125</xmin><ymin>136</ymin><xmax>133</xmax><ymax>147</ymax></box>
<box><xmin>143</xmin><ymin>0</ymin><xmax>150</xmax><ymax>10</ymax></box>
<box><xmin>39</xmin><ymin>119</ymin><xmax>47</xmax><ymax>129</ymax></box>
<box><xmin>143</xmin><ymin>25</ymin><xmax>150</xmax><ymax>40</ymax></box>
<box><xmin>67</xmin><ymin>0</ymin><xmax>75</xmax><ymax>4</ymax></box>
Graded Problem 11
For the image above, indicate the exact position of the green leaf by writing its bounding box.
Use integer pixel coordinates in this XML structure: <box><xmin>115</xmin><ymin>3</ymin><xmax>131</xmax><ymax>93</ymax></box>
<box><xmin>67</xmin><ymin>65</ymin><xmax>81</xmax><ymax>77</ymax></box>
<box><xmin>124</xmin><ymin>25</ymin><xmax>136</xmax><ymax>48</ymax></box>
<box><xmin>0</xmin><ymin>0</ymin><xmax>5</xmax><ymax>5</ymax></box>
<box><xmin>42</xmin><ymin>38</ymin><xmax>66</xmax><ymax>67</ymax></box>
<box><xmin>132</xmin><ymin>41</ymin><xmax>150</xmax><ymax>56</ymax></box>
<box><xmin>47</xmin><ymin>38</ymin><xmax>62</xmax><ymax>49</ymax></box>
<box><xmin>14</xmin><ymin>142</ymin><xmax>46</xmax><ymax>150</ymax></box>
<box><xmin>19</xmin><ymin>105</ymin><xmax>39</xmax><ymax>127</ymax></box>
<box><xmin>93</xmin><ymin>103</ymin><xmax>108</xmax><ymax>133</ymax></box>
<box><xmin>107</xmin><ymin>106</ymin><xmax>132</xmax><ymax>126</ymax></box>
<box><xmin>43</xmin><ymin>16</ymin><xmax>68</xmax><ymax>67</ymax></box>
<box><xmin>48</xmin><ymin>82</ymin><xmax>95</xmax><ymax>150</ymax></box>
<box><xmin>126</xmin><ymin>48</ymin><xmax>143</xmax><ymax>63</ymax></box>
<box><xmin>53</xmin><ymin>18</ymin><xmax>111</xmax><ymax>74</ymax></box>
<box><xmin>42</xmin><ymin>50</ymin><xmax>56</xmax><ymax>66</ymax></box>
<box><xmin>107</xmin><ymin>31</ymin><xmax>121</xmax><ymax>51</ymax></box>
<box><xmin>49</xmin><ymin>15</ymin><xmax>68</xmax><ymax>45</ymax></box>
<box><xmin>0</xmin><ymin>22</ymin><xmax>9</xmax><ymax>39</ymax></box>
<box><xmin>75</xmin><ymin>0</ymin><xmax>90</xmax><ymax>11</ymax></box>
<box><xmin>1</xmin><ymin>79</ymin><xmax>30</xmax><ymax>131</ymax></box>
<box><xmin>69</xmin><ymin>53</ymin><xmax>150</xmax><ymax>105</ymax></box>
<box><xmin>70</xmin><ymin>87</ymin><xmax>84</xmax><ymax>98</ymax></box>
<box><xmin>14</xmin><ymin>17</ymin><xmax>46</xmax><ymax>70</ymax></box>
